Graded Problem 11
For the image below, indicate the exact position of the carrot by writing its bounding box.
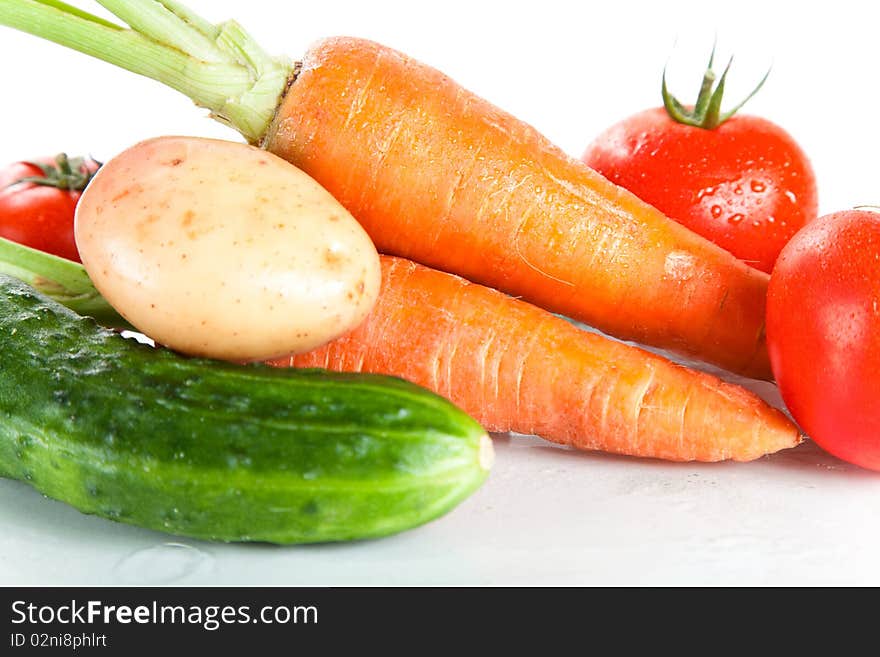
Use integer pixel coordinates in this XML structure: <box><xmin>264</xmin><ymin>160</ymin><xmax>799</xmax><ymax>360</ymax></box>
<box><xmin>269</xmin><ymin>256</ymin><xmax>800</xmax><ymax>462</ymax></box>
<box><xmin>264</xmin><ymin>37</ymin><xmax>772</xmax><ymax>379</ymax></box>
<box><xmin>1</xmin><ymin>1</ymin><xmax>772</xmax><ymax>379</ymax></box>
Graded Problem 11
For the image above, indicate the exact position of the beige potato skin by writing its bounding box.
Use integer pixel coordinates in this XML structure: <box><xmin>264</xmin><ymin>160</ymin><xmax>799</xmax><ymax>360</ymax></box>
<box><xmin>75</xmin><ymin>136</ymin><xmax>381</xmax><ymax>361</ymax></box>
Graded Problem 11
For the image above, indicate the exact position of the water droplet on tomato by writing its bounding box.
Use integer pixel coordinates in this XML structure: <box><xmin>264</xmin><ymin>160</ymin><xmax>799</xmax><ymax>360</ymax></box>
<box><xmin>697</xmin><ymin>186</ymin><xmax>716</xmax><ymax>200</ymax></box>
<box><xmin>768</xmin><ymin>216</ymin><xmax>776</xmax><ymax>224</ymax></box>
<box><xmin>750</xmin><ymin>180</ymin><xmax>766</xmax><ymax>193</ymax></box>
<box><xmin>734</xmin><ymin>185</ymin><xmax>744</xmax><ymax>195</ymax></box>
<box><xmin>711</xmin><ymin>205</ymin><xmax>723</xmax><ymax>218</ymax></box>
<box><xmin>728</xmin><ymin>214</ymin><xmax>745</xmax><ymax>225</ymax></box>
<box><xmin>785</xmin><ymin>191</ymin><xmax>798</xmax><ymax>203</ymax></box>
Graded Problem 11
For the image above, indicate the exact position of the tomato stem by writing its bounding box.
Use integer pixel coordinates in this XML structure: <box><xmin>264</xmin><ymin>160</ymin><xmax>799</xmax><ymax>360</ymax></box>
<box><xmin>662</xmin><ymin>45</ymin><xmax>770</xmax><ymax>130</ymax></box>
<box><xmin>10</xmin><ymin>154</ymin><xmax>99</xmax><ymax>191</ymax></box>
<box><xmin>691</xmin><ymin>44</ymin><xmax>717</xmax><ymax>119</ymax></box>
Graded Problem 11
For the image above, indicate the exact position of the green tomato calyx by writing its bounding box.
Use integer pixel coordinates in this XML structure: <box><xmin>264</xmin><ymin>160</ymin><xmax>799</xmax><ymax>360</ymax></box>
<box><xmin>662</xmin><ymin>44</ymin><xmax>770</xmax><ymax>130</ymax></box>
<box><xmin>11</xmin><ymin>154</ymin><xmax>100</xmax><ymax>192</ymax></box>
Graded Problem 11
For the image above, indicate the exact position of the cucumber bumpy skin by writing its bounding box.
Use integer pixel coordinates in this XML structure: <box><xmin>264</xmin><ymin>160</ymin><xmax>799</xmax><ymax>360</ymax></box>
<box><xmin>0</xmin><ymin>275</ymin><xmax>492</xmax><ymax>544</ymax></box>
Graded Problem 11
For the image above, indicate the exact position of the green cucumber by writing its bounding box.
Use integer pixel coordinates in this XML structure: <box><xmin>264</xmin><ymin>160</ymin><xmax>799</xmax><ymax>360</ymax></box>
<box><xmin>0</xmin><ymin>274</ymin><xmax>492</xmax><ymax>544</ymax></box>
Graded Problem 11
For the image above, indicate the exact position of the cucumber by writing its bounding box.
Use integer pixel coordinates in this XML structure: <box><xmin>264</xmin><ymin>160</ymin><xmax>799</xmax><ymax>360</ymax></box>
<box><xmin>0</xmin><ymin>274</ymin><xmax>492</xmax><ymax>544</ymax></box>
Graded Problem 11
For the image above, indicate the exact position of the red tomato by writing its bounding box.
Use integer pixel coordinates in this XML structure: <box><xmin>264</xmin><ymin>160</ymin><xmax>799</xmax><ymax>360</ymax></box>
<box><xmin>583</xmin><ymin>61</ymin><xmax>817</xmax><ymax>274</ymax></box>
<box><xmin>0</xmin><ymin>154</ymin><xmax>100</xmax><ymax>262</ymax></box>
<box><xmin>767</xmin><ymin>210</ymin><xmax>880</xmax><ymax>470</ymax></box>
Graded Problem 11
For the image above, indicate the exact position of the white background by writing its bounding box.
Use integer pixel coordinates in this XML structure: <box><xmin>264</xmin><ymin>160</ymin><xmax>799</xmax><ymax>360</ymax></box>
<box><xmin>2</xmin><ymin>0</ymin><xmax>880</xmax><ymax>585</ymax></box>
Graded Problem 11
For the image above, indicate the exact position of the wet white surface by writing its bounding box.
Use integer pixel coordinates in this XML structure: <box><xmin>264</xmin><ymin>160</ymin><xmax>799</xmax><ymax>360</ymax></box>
<box><xmin>2</xmin><ymin>428</ymin><xmax>878</xmax><ymax>586</ymax></box>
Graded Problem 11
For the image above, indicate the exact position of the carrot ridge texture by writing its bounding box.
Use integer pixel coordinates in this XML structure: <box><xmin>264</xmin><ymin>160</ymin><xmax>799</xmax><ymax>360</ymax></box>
<box><xmin>269</xmin><ymin>257</ymin><xmax>800</xmax><ymax>462</ymax></box>
<box><xmin>262</xmin><ymin>37</ymin><xmax>772</xmax><ymax>379</ymax></box>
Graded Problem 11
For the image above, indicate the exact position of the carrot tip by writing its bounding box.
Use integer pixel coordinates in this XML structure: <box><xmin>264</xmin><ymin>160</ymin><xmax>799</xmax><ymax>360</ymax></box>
<box><xmin>478</xmin><ymin>434</ymin><xmax>495</xmax><ymax>471</ymax></box>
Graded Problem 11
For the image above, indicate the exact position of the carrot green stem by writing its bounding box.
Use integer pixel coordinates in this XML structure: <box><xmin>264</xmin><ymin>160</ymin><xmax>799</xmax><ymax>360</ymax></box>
<box><xmin>0</xmin><ymin>237</ymin><xmax>130</xmax><ymax>328</ymax></box>
<box><xmin>0</xmin><ymin>0</ymin><xmax>292</xmax><ymax>143</ymax></box>
<box><xmin>31</xmin><ymin>0</ymin><xmax>118</xmax><ymax>28</ymax></box>
<box><xmin>153</xmin><ymin>0</ymin><xmax>219</xmax><ymax>38</ymax></box>
<box><xmin>662</xmin><ymin>45</ymin><xmax>770</xmax><ymax>130</ymax></box>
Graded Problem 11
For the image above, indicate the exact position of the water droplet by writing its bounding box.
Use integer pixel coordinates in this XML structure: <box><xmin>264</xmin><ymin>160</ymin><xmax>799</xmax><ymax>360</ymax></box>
<box><xmin>114</xmin><ymin>543</ymin><xmax>213</xmax><ymax>584</ymax></box>
<box><xmin>711</xmin><ymin>205</ymin><xmax>723</xmax><ymax>218</ymax></box>
<box><xmin>750</xmin><ymin>180</ymin><xmax>766</xmax><ymax>193</ymax></box>
<box><xmin>729</xmin><ymin>214</ymin><xmax>745</xmax><ymax>225</ymax></box>
<box><xmin>385</xmin><ymin>407</ymin><xmax>411</xmax><ymax>421</ymax></box>
<box><xmin>225</xmin><ymin>453</ymin><xmax>252</xmax><ymax>469</ymax></box>
<box><xmin>768</xmin><ymin>216</ymin><xmax>776</xmax><ymax>224</ymax></box>
<box><xmin>697</xmin><ymin>186</ymin><xmax>716</xmax><ymax>200</ymax></box>
<box><xmin>785</xmin><ymin>191</ymin><xmax>798</xmax><ymax>203</ymax></box>
<box><xmin>663</xmin><ymin>252</ymin><xmax>696</xmax><ymax>280</ymax></box>
<box><xmin>734</xmin><ymin>185</ymin><xmax>743</xmax><ymax>195</ymax></box>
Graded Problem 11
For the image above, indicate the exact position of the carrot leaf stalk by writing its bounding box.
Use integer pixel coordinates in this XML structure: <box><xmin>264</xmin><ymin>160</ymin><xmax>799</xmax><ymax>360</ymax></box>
<box><xmin>0</xmin><ymin>0</ymin><xmax>292</xmax><ymax>143</ymax></box>
<box><xmin>0</xmin><ymin>236</ymin><xmax>130</xmax><ymax>328</ymax></box>
<box><xmin>661</xmin><ymin>45</ymin><xmax>771</xmax><ymax>130</ymax></box>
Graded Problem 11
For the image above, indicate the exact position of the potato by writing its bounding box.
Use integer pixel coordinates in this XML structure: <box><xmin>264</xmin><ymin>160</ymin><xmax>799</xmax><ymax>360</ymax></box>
<box><xmin>75</xmin><ymin>136</ymin><xmax>381</xmax><ymax>361</ymax></box>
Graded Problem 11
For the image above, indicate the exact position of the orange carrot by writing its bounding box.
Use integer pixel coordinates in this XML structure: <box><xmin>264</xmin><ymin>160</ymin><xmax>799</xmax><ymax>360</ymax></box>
<box><xmin>263</xmin><ymin>37</ymin><xmax>772</xmax><ymax>379</ymax></box>
<box><xmin>269</xmin><ymin>256</ymin><xmax>800</xmax><ymax>462</ymax></box>
<box><xmin>3</xmin><ymin>6</ymin><xmax>771</xmax><ymax>378</ymax></box>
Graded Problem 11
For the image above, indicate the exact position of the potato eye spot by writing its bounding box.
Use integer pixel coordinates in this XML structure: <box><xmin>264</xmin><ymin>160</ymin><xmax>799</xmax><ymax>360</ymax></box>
<box><xmin>324</xmin><ymin>249</ymin><xmax>344</xmax><ymax>267</ymax></box>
